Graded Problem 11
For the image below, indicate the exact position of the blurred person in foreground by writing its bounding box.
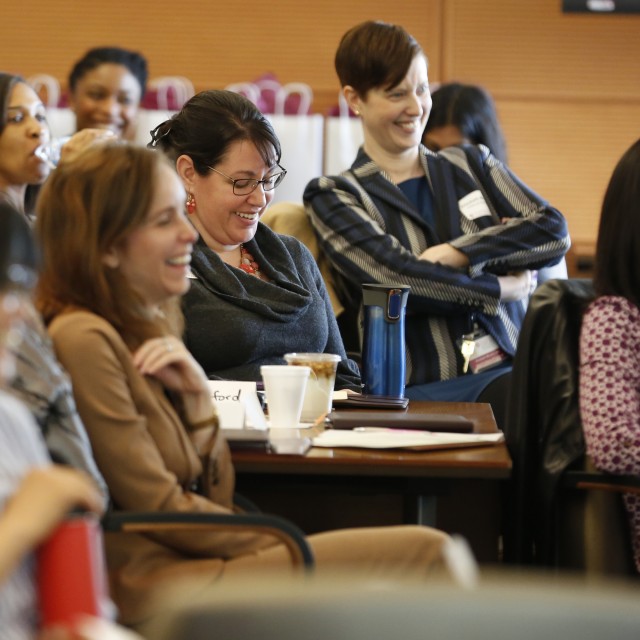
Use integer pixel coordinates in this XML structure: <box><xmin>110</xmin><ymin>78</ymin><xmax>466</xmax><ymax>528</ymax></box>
<box><xmin>0</xmin><ymin>202</ymin><xmax>137</xmax><ymax>640</ymax></box>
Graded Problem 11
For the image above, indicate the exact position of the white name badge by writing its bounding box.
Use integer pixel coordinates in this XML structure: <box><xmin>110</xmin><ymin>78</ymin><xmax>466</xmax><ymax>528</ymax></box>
<box><xmin>458</xmin><ymin>190</ymin><xmax>492</xmax><ymax>221</ymax></box>
<box><xmin>468</xmin><ymin>334</ymin><xmax>508</xmax><ymax>374</ymax></box>
<box><xmin>207</xmin><ymin>381</ymin><xmax>267</xmax><ymax>431</ymax></box>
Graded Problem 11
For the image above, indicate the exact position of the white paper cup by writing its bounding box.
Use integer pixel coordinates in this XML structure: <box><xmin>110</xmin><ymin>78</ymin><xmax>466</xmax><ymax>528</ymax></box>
<box><xmin>284</xmin><ymin>353</ymin><xmax>341</xmax><ymax>422</ymax></box>
<box><xmin>260</xmin><ymin>365</ymin><xmax>311</xmax><ymax>428</ymax></box>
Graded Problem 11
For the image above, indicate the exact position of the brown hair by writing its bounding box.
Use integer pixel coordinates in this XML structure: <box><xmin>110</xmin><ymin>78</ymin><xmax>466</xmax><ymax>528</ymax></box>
<box><xmin>35</xmin><ymin>141</ymin><xmax>181</xmax><ymax>346</ymax></box>
<box><xmin>335</xmin><ymin>21</ymin><xmax>424</xmax><ymax>97</ymax></box>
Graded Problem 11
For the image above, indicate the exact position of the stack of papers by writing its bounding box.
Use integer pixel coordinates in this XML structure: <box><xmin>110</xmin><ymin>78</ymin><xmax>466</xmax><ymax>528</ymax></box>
<box><xmin>312</xmin><ymin>428</ymin><xmax>504</xmax><ymax>451</ymax></box>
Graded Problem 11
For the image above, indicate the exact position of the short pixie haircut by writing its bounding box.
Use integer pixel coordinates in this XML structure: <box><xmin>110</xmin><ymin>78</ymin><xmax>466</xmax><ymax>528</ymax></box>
<box><xmin>335</xmin><ymin>21</ymin><xmax>424</xmax><ymax>96</ymax></box>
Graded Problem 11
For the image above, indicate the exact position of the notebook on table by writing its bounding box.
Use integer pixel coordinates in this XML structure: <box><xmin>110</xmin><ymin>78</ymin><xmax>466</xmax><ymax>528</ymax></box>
<box><xmin>326</xmin><ymin>411</ymin><xmax>475</xmax><ymax>433</ymax></box>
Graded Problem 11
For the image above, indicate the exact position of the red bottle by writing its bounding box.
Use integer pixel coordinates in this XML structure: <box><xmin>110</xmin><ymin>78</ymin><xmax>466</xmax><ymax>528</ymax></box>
<box><xmin>36</xmin><ymin>515</ymin><xmax>115</xmax><ymax>630</ymax></box>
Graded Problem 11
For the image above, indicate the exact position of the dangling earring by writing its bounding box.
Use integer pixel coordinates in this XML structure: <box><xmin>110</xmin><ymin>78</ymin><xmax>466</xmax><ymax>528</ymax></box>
<box><xmin>186</xmin><ymin>193</ymin><xmax>196</xmax><ymax>214</ymax></box>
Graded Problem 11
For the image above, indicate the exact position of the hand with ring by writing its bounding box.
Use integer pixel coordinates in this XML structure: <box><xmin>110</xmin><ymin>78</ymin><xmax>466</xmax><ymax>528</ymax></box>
<box><xmin>132</xmin><ymin>336</ymin><xmax>209</xmax><ymax>396</ymax></box>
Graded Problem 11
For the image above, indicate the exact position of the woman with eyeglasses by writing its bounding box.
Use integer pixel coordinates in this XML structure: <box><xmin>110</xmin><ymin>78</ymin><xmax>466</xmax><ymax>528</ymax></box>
<box><xmin>149</xmin><ymin>90</ymin><xmax>360</xmax><ymax>390</ymax></box>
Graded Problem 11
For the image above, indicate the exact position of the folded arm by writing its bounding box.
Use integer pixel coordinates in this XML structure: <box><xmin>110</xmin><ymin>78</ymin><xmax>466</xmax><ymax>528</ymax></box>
<box><xmin>306</xmin><ymin>175</ymin><xmax>503</xmax><ymax>317</ymax></box>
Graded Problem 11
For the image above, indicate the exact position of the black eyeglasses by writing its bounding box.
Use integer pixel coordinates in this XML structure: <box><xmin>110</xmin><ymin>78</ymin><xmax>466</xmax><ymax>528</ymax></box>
<box><xmin>207</xmin><ymin>165</ymin><xmax>287</xmax><ymax>195</ymax></box>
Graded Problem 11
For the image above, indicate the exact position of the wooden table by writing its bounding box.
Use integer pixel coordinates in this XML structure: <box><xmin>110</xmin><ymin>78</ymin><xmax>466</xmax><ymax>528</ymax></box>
<box><xmin>232</xmin><ymin>401</ymin><xmax>511</xmax><ymax>562</ymax></box>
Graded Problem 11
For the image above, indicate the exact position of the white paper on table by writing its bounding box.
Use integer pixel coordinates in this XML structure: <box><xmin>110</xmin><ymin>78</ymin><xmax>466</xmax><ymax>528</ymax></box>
<box><xmin>312</xmin><ymin>429</ymin><xmax>504</xmax><ymax>451</ymax></box>
<box><xmin>208</xmin><ymin>381</ymin><xmax>268</xmax><ymax>442</ymax></box>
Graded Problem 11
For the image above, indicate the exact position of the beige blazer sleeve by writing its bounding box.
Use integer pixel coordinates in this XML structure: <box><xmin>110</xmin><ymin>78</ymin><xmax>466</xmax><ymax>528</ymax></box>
<box><xmin>49</xmin><ymin>311</ymin><xmax>275</xmax><ymax>558</ymax></box>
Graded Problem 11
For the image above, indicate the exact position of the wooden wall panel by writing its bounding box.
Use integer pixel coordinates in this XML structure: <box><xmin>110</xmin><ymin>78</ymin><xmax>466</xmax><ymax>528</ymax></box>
<box><xmin>440</xmin><ymin>0</ymin><xmax>640</xmax><ymax>246</ymax></box>
<box><xmin>2</xmin><ymin>0</ymin><xmax>639</xmax><ymax>248</ymax></box>
<box><xmin>499</xmin><ymin>100</ymin><xmax>640</xmax><ymax>242</ymax></box>
<box><xmin>1</xmin><ymin>0</ymin><xmax>443</xmax><ymax>114</ymax></box>
<box><xmin>442</xmin><ymin>0</ymin><xmax>640</xmax><ymax>99</ymax></box>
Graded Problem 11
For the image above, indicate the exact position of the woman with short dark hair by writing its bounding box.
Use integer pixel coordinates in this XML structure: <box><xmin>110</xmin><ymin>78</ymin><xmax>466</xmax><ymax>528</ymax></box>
<box><xmin>67</xmin><ymin>46</ymin><xmax>148</xmax><ymax>140</ymax></box>
<box><xmin>305</xmin><ymin>20</ymin><xmax>570</xmax><ymax>418</ymax></box>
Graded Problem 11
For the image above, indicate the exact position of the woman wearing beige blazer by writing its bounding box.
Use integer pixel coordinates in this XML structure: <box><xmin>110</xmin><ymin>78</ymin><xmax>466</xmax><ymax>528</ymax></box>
<box><xmin>34</xmin><ymin>142</ymin><xmax>448</xmax><ymax>628</ymax></box>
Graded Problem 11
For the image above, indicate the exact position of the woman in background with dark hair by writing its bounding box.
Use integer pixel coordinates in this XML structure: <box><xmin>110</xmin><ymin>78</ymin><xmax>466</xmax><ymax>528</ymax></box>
<box><xmin>0</xmin><ymin>73</ymin><xmax>51</xmax><ymax>216</ymax></box>
<box><xmin>0</xmin><ymin>74</ymin><xmax>109</xmax><ymax>504</ymax></box>
<box><xmin>422</xmin><ymin>82</ymin><xmax>507</xmax><ymax>163</ymax></box>
<box><xmin>67</xmin><ymin>46</ymin><xmax>148</xmax><ymax>140</ymax></box>
<box><xmin>149</xmin><ymin>89</ymin><xmax>360</xmax><ymax>389</ymax></box>
<box><xmin>579</xmin><ymin>137</ymin><xmax>640</xmax><ymax>574</ymax></box>
<box><xmin>0</xmin><ymin>72</ymin><xmax>114</xmax><ymax>216</ymax></box>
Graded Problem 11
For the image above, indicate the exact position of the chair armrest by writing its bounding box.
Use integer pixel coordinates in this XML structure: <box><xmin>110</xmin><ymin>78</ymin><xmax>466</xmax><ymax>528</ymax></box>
<box><xmin>101</xmin><ymin>511</ymin><xmax>315</xmax><ymax>571</ymax></box>
<box><xmin>233</xmin><ymin>492</ymin><xmax>262</xmax><ymax>514</ymax></box>
<box><xmin>563</xmin><ymin>470</ymin><xmax>640</xmax><ymax>496</ymax></box>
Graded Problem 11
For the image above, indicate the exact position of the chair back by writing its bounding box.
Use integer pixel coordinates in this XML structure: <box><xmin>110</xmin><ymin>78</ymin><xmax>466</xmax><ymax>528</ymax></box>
<box><xmin>505</xmin><ymin>278</ymin><xmax>592</xmax><ymax>563</ymax></box>
<box><xmin>261</xmin><ymin>202</ymin><xmax>343</xmax><ymax>317</ymax></box>
<box><xmin>560</xmin><ymin>459</ymin><xmax>635</xmax><ymax>574</ymax></box>
<box><xmin>27</xmin><ymin>74</ymin><xmax>61</xmax><ymax>107</ymax></box>
<box><xmin>505</xmin><ymin>278</ymin><xmax>637</xmax><ymax>575</ymax></box>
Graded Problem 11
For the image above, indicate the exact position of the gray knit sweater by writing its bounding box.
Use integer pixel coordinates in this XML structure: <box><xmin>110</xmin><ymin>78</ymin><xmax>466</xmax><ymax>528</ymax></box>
<box><xmin>183</xmin><ymin>224</ymin><xmax>361</xmax><ymax>391</ymax></box>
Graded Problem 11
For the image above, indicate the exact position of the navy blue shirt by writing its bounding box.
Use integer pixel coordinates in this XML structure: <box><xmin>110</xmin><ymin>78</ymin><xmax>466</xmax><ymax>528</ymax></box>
<box><xmin>398</xmin><ymin>176</ymin><xmax>435</xmax><ymax>231</ymax></box>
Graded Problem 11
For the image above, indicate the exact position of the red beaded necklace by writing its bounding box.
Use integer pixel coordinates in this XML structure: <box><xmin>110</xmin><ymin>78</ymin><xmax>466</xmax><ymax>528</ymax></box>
<box><xmin>239</xmin><ymin>244</ymin><xmax>262</xmax><ymax>278</ymax></box>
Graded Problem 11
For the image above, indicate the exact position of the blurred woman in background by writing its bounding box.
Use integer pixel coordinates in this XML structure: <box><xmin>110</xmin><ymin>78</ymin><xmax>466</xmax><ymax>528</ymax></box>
<box><xmin>422</xmin><ymin>81</ymin><xmax>566</xmax><ymax>283</ymax></box>
<box><xmin>0</xmin><ymin>73</ymin><xmax>51</xmax><ymax>216</ymax></box>
<box><xmin>0</xmin><ymin>72</ymin><xmax>114</xmax><ymax>217</ymax></box>
<box><xmin>422</xmin><ymin>81</ymin><xmax>507</xmax><ymax>162</ymax></box>
<box><xmin>67</xmin><ymin>46</ymin><xmax>148</xmax><ymax>140</ymax></box>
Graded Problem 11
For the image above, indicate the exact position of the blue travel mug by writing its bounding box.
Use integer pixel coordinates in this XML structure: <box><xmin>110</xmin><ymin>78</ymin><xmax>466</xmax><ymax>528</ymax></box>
<box><xmin>361</xmin><ymin>283</ymin><xmax>411</xmax><ymax>398</ymax></box>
